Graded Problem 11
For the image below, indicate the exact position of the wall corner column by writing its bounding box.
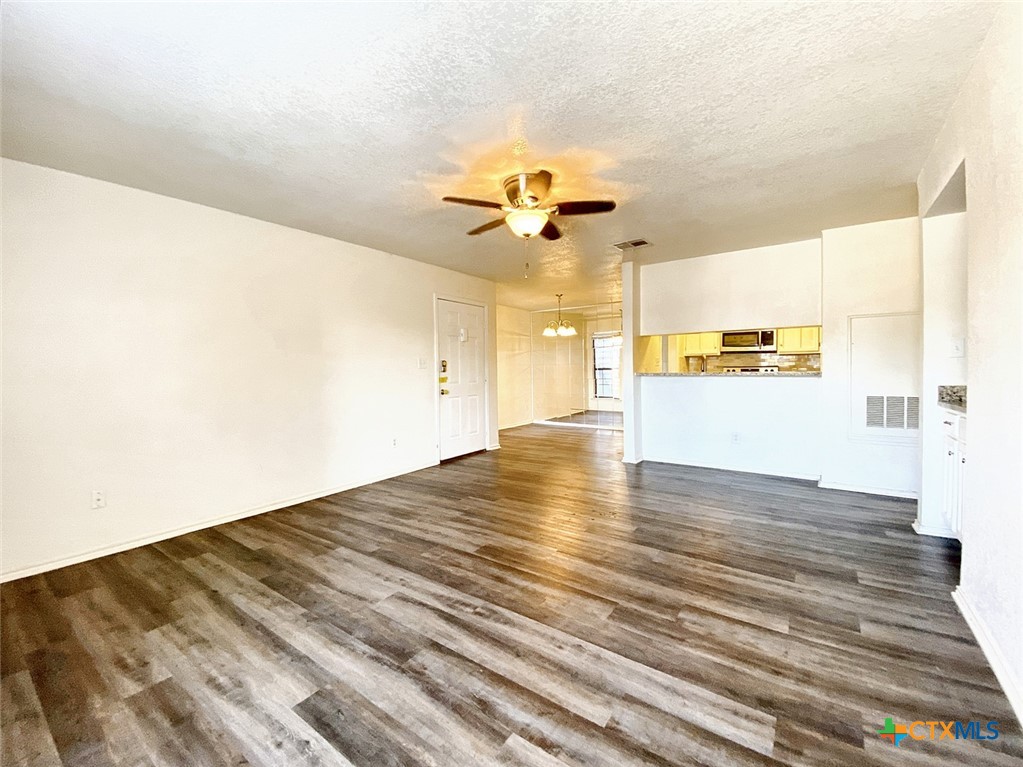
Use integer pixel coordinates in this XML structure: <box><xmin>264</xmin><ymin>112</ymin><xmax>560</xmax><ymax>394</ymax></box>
<box><xmin>621</xmin><ymin>261</ymin><xmax>644</xmax><ymax>464</ymax></box>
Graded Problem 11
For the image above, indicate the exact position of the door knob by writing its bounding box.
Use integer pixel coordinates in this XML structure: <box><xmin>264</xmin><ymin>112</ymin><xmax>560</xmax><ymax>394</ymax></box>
<box><xmin>440</xmin><ymin>389</ymin><xmax>450</xmax><ymax>395</ymax></box>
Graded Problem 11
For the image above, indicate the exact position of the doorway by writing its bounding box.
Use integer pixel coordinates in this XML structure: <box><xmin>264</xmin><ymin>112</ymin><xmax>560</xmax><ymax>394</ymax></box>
<box><xmin>436</xmin><ymin>298</ymin><xmax>488</xmax><ymax>460</ymax></box>
<box><xmin>531</xmin><ymin>302</ymin><xmax>624</xmax><ymax>431</ymax></box>
<box><xmin>916</xmin><ymin>160</ymin><xmax>968</xmax><ymax>539</ymax></box>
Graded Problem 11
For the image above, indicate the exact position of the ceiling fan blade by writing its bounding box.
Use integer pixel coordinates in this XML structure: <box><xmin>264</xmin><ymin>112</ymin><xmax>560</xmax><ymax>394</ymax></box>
<box><xmin>467</xmin><ymin>218</ymin><xmax>506</xmax><ymax>236</ymax></box>
<box><xmin>555</xmin><ymin>200</ymin><xmax>617</xmax><ymax>215</ymax></box>
<box><xmin>443</xmin><ymin>196</ymin><xmax>504</xmax><ymax>209</ymax></box>
<box><xmin>540</xmin><ymin>220</ymin><xmax>561</xmax><ymax>240</ymax></box>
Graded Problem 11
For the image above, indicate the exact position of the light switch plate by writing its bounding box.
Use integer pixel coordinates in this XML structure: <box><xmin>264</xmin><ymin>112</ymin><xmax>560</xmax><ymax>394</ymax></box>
<box><xmin>950</xmin><ymin>337</ymin><xmax>965</xmax><ymax>358</ymax></box>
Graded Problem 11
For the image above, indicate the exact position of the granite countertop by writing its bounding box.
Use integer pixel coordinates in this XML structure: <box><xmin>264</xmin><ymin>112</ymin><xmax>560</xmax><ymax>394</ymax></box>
<box><xmin>938</xmin><ymin>385</ymin><xmax>967</xmax><ymax>413</ymax></box>
<box><xmin>636</xmin><ymin>371</ymin><xmax>821</xmax><ymax>378</ymax></box>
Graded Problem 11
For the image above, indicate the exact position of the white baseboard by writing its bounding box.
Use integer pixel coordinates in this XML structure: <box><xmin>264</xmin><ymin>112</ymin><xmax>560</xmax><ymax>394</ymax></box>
<box><xmin>642</xmin><ymin>455</ymin><xmax>820</xmax><ymax>482</ymax></box>
<box><xmin>534</xmin><ymin>420</ymin><xmax>623</xmax><ymax>432</ymax></box>
<box><xmin>487</xmin><ymin>443</ymin><xmax>501</xmax><ymax>451</ymax></box>
<box><xmin>817</xmin><ymin>480</ymin><xmax>918</xmax><ymax>500</ymax></box>
<box><xmin>912</xmin><ymin>520</ymin><xmax>959</xmax><ymax>539</ymax></box>
<box><xmin>0</xmin><ymin>460</ymin><xmax>438</xmax><ymax>583</ymax></box>
<box><xmin>498</xmin><ymin>420</ymin><xmax>533</xmax><ymax>430</ymax></box>
<box><xmin>952</xmin><ymin>587</ymin><xmax>1023</xmax><ymax>726</ymax></box>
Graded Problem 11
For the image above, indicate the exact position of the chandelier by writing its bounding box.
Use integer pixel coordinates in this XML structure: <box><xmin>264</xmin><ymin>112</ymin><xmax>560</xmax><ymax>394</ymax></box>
<box><xmin>542</xmin><ymin>294</ymin><xmax>578</xmax><ymax>337</ymax></box>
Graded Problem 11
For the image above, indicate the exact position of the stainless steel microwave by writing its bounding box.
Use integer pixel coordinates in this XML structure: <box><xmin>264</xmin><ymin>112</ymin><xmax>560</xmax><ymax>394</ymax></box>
<box><xmin>721</xmin><ymin>329</ymin><xmax>776</xmax><ymax>352</ymax></box>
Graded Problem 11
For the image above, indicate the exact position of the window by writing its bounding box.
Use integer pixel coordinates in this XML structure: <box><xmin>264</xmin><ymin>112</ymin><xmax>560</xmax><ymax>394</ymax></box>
<box><xmin>593</xmin><ymin>334</ymin><xmax>623</xmax><ymax>399</ymax></box>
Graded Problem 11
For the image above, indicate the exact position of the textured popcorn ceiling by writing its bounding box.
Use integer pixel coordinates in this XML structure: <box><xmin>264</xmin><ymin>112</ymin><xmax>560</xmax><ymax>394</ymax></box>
<box><xmin>0</xmin><ymin>2</ymin><xmax>998</xmax><ymax>309</ymax></box>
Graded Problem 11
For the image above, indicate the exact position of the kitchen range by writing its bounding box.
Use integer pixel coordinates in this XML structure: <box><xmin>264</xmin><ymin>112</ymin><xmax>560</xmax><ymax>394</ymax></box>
<box><xmin>723</xmin><ymin>365</ymin><xmax>780</xmax><ymax>374</ymax></box>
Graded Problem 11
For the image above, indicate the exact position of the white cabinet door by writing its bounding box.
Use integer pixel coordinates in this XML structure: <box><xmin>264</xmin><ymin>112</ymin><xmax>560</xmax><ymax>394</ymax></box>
<box><xmin>937</xmin><ymin>411</ymin><xmax>966</xmax><ymax>540</ymax></box>
<box><xmin>941</xmin><ymin>434</ymin><xmax>959</xmax><ymax>533</ymax></box>
<box><xmin>954</xmin><ymin>441</ymin><xmax>966</xmax><ymax>537</ymax></box>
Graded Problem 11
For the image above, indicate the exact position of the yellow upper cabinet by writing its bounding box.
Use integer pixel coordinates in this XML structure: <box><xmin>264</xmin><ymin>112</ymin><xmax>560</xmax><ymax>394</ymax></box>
<box><xmin>681</xmin><ymin>333</ymin><xmax>702</xmax><ymax>357</ymax></box>
<box><xmin>666</xmin><ymin>335</ymin><xmax>683</xmax><ymax>372</ymax></box>
<box><xmin>805</xmin><ymin>326</ymin><xmax>821</xmax><ymax>351</ymax></box>
<box><xmin>680</xmin><ymin>332</ymin><xmax>721</xmax><ymax>357</ymax></box>
<box><xmin>699</xmin><ymin>332</ymin><xmax>721</xmax><ymax>356</ymax></box>
<box><xmin>777</xmin><ymin>326</ymin><xmax>821</xmax><ymax>354</ymax></box>
<box><xmin>635</xmin><ymin>335</ymin><xmax>663</xmax><ymax>373</ymax></box>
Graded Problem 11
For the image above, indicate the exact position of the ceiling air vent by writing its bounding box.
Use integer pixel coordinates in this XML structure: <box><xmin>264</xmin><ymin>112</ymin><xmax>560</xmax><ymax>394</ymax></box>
<box><xmin>612</xmin><ymin>239</ymin><xmax>651</xmax><ymax>251</ymax></box>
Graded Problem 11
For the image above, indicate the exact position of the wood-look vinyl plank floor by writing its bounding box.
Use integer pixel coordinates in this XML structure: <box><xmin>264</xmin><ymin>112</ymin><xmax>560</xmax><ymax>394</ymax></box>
<box><xmin>2</xmin><ymin>425</ymin><xmax>1020</xmax><ymax>766</ymax></box>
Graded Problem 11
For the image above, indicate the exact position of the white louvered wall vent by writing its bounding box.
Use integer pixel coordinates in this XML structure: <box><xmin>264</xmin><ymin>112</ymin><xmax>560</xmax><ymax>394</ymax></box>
<box><xmin>867</xmin><ymin>395</ymin><xmax>919</xmax><ymax>429</ymax></box>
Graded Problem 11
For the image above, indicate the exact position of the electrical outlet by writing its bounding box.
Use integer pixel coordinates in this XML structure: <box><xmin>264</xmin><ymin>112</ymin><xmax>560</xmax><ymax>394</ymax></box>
<box><xmin>91</xmin><ymin>490</ymin><xmax>106</xmax><ymax>509</ymax></box>
<box><xmin>731</xmin><ymin>432</ymin><xmax>741</xmax><ymax>444</ymax></box>
<box><xmin>392</xmin><ymin>438</ymin><xmax>398</xmax><ymax>447</ymax></box>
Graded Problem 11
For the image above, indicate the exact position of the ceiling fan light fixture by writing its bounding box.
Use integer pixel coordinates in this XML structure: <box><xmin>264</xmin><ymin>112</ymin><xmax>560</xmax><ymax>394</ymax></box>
<box><xmin>505</xmin><ymin>208</ymin><xmax>549</xmax><ymax>238</ymax></box>
<box><xmin>443</xmin><ymin>170</ymin><xmax>616</xmax><ymax>241</ymax></box>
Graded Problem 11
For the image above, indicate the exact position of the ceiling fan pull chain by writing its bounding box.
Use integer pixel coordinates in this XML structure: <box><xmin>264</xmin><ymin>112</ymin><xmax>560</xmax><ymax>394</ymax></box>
<box><xmin>523</xmin><ymin>238</ymin><xmax>530</xmax><ymax>279</ymax></box>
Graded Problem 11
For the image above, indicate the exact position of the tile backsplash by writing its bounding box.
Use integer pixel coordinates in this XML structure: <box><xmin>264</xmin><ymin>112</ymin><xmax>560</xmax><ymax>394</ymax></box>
<box><xmin>937</xmin><ymin>384</ymin><xmax>966</xmax><ymax>411</ymax></box>
<box><xmin>683</xmin><ymin>352</ymin><xmax>821</xmax><ymax>373</ymax></box>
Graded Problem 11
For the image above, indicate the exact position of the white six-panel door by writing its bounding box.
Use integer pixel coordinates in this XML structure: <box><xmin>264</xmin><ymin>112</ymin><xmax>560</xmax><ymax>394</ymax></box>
<box><xmin>438</xmin><ymin>299</ymin><xmax>487</xmax><ymax>460</ymax></box>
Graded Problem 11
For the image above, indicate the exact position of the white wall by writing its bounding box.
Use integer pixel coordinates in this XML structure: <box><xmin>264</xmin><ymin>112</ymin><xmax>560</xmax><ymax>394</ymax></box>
<box><xmin>628</xmin><ymin>217</ymin><xmax>927</xmax><ymax>496</ymax></box>
<box><xmin>496</xmin><ymin>304</ymin><xmax>532</xmax><ymax>429</ymax></box>
<box><xmin>1</xmin><ymin>159</ymin><xmax>498</xmax><ymax>580</ymax></box>
<box><xmin>917</xmin><ymin>212</ymin><xmax>968</xmax><ymax>535</ymax></box>
<box><xmin>916</xmin><ymin>4</ymin><xmax>1022</xmax><ymax>722</ymax></box>
<box><xmin>818</xmin><ymin>217</ymin><xmax>922</xmax><ymax>497</ymax></box>
<box><xmin>630</xmin><ymin>239</ymin><xmax>824</xmax><ymax>480</ymax></box>
<box><xmin>640</xmin><ymin>239</ymin><xmax>821</xmax><ymax>335</ymax></box>
<box><xmin>640</xmin><ymin>377</ymin><xmax>822</xmax><ymax>480</ymax></box>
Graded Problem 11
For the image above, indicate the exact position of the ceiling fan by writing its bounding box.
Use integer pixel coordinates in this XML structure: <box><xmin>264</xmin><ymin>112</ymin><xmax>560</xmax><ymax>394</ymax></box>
<box><xmin>442</xmin><ymin>170</ymin><xmax>616</xmax><ymax>240</ymax></box>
